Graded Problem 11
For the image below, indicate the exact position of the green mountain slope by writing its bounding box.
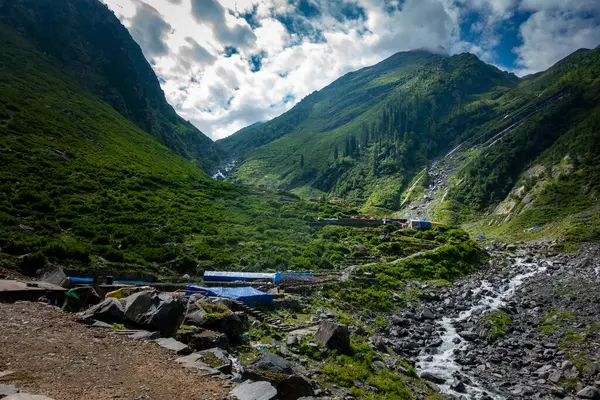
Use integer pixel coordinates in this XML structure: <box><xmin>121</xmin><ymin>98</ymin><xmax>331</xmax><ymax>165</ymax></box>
<box><xmin>0</xmin><ymin>0</ymin><xmax>224</xmax><ymax>172</ymax></box>
<box><xmin>221</xmin><ymin>50</ymin><xmax>519</xmax><ymax>210</ymax></box>
<box><xmin>442</xmin><ymin>47</ymin><xmax>600</xmax><ymax>247</ymax></box>
<box><xmin>0</xmin><ymin>23</ymin><xmax>389</xmax><ymax>275</ymax></box>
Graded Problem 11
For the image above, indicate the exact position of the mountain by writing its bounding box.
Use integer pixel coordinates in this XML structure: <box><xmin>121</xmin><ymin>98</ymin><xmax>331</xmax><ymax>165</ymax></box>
<box><xmin>442</xmin><ymin>47</ymin><xmax>600</xmax><ymax>247</ymax></box>
<box><xmin>220</xmin><ymin>49</ymin><xmax>519</xmax><ymax>209</ymax></box>
<box><xmin>222</xmin><ymin>47</ymin><xmax>600</xmax><ymax>246</ymax></box>
<box><xmin>0</xmin><ymin>0</ymin><xmax>224</xmax><ymax>172</ymax></box>
<box><xmin>0</xmin><ymin>22</ymin><xmax>368</xmax><ymax>275</ymax></box>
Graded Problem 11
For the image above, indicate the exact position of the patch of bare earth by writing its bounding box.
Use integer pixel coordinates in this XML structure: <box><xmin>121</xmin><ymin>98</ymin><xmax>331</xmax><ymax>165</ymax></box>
<box><xmin>0</xmin><ymin>302</ymin><xmax>229</xmax><ymax>400</ymax></box>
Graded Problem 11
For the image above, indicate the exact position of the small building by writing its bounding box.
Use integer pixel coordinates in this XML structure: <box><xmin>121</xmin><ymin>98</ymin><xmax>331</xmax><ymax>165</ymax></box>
<box><xmin>409</xmin><ymin>220</ymin><xmax>433</xmax><ymax>230</ymax></box>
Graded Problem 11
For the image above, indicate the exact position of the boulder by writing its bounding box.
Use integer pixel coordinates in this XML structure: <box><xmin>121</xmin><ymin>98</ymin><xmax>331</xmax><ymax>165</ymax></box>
<box><xmin>177</xmin><ymin>348</ymin><xmax>232</xmax><ymax>374</ymax></box>
<box><xmin>201</xmin><ymin>312</ymin><xmax>249</xmax><ymax>342</ymax></box>
<box><xmin>577</xmin><ymin>387</ymin><xmax>600</xmax><ymax>399</ymax></box>
<box><xmin>153</xmin><ymin>337</ymin><xmax>191</xmax><ymax>355</ymax></box>
<box><xmin>38</xmin><ymin>263</ymin><xmax>69</xmax><ymax>288</ymax></box>
<box><xmin>5</xmin><ymin>394</ymin><xmax>56</xmax><ymax>400</ymax></box>
<box><xmin>315</xmin><ymin>320</ymin><xmax>351</xmax><ymax>355</ymax></box>
<box><xmin>246</xmin><ymin>353</ymin><xmax>313</xmax><ymax>400</ymax></box>
<box><xmin>184</xmin><ymin>296</ymin><xmax>208</xmax><ymax>326</ymax></box>
<box><xmin>249</xmin><ymin>352</ymin><xmax>293</xmax><ymax>375</ymax></box>
<box><xmin>418</xmin><ymin>308</ymin><xmax>435</xmax><ymax>320</ymax></box>
<box><xmin>178</xmin><ymin>327</ymin><xmax>230</xmax><ymax>351</ymax></box>
<box><xmin>230</xmin><ymin>381</ymin><xmax>277</xmax><ymax>400</ymax></box>
<box><xmin>124</xmin><ymin>291</ymin><xmax>184</xmax><ymax>337</ymax></box>
<box><xmin>79</xmin><ymin>298</ymin><xmax>125</xmax><ymax>322</ymax></box>
<box><xmin>420</xmin><ymin>371</ymin><xmax>446</xmax><ymax>384</ymax></box>
<box><xmin>277</xmin><ymin>375</ymin><xmax>314</xmax><ymax>400</ymax></box>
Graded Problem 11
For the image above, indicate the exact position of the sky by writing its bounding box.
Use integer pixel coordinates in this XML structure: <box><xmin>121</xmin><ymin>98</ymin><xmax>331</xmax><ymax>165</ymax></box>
<box><xmin>101</xmin><ymin>0</ymin><xmax>600</xmax><ymax>140</ymax></box>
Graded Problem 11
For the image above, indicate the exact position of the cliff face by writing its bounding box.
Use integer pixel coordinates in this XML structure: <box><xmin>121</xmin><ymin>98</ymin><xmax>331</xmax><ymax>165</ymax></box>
<box><xmin>0</xmin><ymin>0</ymin><xmax>224</xmax><ymax>171</ymax></box>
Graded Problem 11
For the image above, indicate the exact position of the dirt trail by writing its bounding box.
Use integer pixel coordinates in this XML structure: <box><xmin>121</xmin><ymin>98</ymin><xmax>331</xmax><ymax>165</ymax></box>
<box><xmin>0</xmin><ymin>302</ymin><xmax>229</xmax><ymax>400</ymax></box>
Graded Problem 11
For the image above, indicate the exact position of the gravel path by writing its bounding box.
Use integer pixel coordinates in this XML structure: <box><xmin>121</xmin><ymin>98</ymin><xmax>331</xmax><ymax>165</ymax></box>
<box><xmin>0</xmin><ymin>302</ymin><xmax>229</xmax><ymax>400</ymax></box>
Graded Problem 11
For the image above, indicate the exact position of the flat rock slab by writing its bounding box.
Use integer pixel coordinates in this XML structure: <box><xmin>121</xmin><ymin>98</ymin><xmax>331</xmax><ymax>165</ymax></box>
<box><xmin>5</xmin><ymin>394</ymin><xmax>56</xmax><ymax>400</ymax></box>
<box><xmin>128</xmin><ymin>330</ymin><xmax>161</xmax><ymax>340</ymax></box>
<box><xmin>175</xmin><ymin>353</ymin><xmax>222</xmax><ymax>376</ymax></box>
<box><xmin>0</xmin><ymin>383</ymin><xmax>19</xmax><ymax>397</ymax></box>
<box><xmin>230</xmin><ymin>380</ymin><xmax>277</xmax><ymax>400</ymax></box>
<box><xmin>153</xmin><ymin>337</ymin><xmax>191</xmax><ymax>355</ymax></box>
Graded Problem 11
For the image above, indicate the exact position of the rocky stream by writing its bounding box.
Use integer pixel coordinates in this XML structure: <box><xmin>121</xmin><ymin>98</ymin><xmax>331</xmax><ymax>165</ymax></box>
<box><xmin>376</xmin><ymin>242</ymin><xmax>600</xmax><ymax>400</ymax></box>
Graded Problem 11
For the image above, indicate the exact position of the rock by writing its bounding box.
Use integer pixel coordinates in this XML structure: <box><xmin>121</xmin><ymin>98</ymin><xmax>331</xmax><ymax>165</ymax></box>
<box><xmin>79</xmin><ymin>298</ymin><xmax>125</xmax><ymax>323</ymax></box>
<box><xmin>153</xmin><ymin>337</ymin><xmax>191</xmax><ymax>355</ymax></box>
<box><xmin>315</xmin><ymin>320</ymin><xmax>351</xmax><ymax>355</ymax></box>
<box><xmin>249</xmin><ymin>352</ymin><xmax>292</xmax><ymax>375</ymax></box>
<box><xmin>230</xmin><ymin>380</ymin><xmax>277</xmax><ymax>400</ymax></box>
<box><xmin>551</xmin><ymin>387</ymin><xmax>567</xmax><ymax>398</ymax></box>
<box><xmin>458</xmin><ymin>331</ymin><xmax>478</xmax><ymax>341</ymax></box>
<box><xmin>0</xmin><ymin>384</ymin><xmax>19</xmax><ymax>397</ymax></box>
<box><xmin>451</xmin><ymin>378</ymin><xmax>466</xmax><ymax>393</ymax></box>
<box><xmin>188</xmin><ymin>330</ymin><xmax>230</xmax><ymax>351</ymax></box>
<box><xmin>277</xmin><ymin>375</ymin><xmax>314</xmax><ymax>400</ymax></box>
<box><xmin>286</xmin><ymin>335</ymin><xmax>299</xmax><ymax>347</ymax></box>
<box><xmin>124</xmin><ymin>291</ymin><xmax>184</xmax><ymax>337</ymax></box>
<box><xmin>420</xmin><ymin>371</ymin><xmax>446</xmax><ymax>384</ymax></box>
<box><xmin>128</xmin><ymin>330</ymin><xmax>161</xmax><ymax>340</ymax></box>
<box><xmin>184</xmin><ymin>296</ymin><xmax>208</xmax><ymax>326</ymax></box>
<box><xmin>38</xmin><ymin>263</ymin><xmax>69</xmax><ymax>288</ymax></box>
<box><xmin>201</xmin><ymin>312</ymin><xmax>249</xmax><ymax>342</ymax></box>
<box><xmin>5</xmin><ymin>394</ymin><xmax>55</xmax><ymax>400</ymax></box>
<box><xmin>177</xmin><ymin>348</ymin><xmax>232</xmax><ymax>374</ymax></box>
<box><xmin>548</xmin><ymin>370</ymin><xmax>562</xmax><ymax>384</ymax></box>
<box><xmin>577</xmin><ymin>387</ymin><xmax>600</xmax><ymax>399</ymax></box>
<box><xmin>562</xmin><ymin>360</ymin><xmax>575</xmax><ymax>370</ymax></box>
<box><xmin>419</xmin><ymin>308</ymin><xmax>435</xmax><ymax>320</ymax></box>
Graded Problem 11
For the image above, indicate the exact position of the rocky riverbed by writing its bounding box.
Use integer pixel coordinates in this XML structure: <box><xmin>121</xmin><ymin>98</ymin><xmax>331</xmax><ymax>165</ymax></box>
<box><xmin>375</xmin><ymin>242</ymin><xmax>600</xmax><ymax>400</ymax></box>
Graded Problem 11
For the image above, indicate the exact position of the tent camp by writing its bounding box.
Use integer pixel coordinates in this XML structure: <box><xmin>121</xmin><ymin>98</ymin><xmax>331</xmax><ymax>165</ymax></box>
<box><xmin>185</xmin><ymin>285</ymin><xmax>274</xmax><ymax>306</ymax></box>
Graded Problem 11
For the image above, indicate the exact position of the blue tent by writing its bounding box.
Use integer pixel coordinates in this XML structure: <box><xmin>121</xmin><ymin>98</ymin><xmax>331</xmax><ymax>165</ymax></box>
<box><xmin>185</xmin><ymin>285</ymin><xmax>274</xmax><ymax>306</ymax></box>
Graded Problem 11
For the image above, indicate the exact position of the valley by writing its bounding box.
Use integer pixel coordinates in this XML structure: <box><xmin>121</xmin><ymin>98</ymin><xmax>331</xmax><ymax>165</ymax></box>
<box><xmin>0</xmin><ymin>0</ymin><xmax>599</xmax><ymax>399</ymax></box>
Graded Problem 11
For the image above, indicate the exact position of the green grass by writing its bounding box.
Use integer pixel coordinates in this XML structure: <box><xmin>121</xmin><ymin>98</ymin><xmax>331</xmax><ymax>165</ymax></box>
<box><xmin>0</xmin><ymin>24</ymin><xmax>435</xmax><ymax>276</ymax></box>
<box><xmin>483</xmin><ymin>310</ymin><xmax>512</xmax><ymax>341</ymax></box>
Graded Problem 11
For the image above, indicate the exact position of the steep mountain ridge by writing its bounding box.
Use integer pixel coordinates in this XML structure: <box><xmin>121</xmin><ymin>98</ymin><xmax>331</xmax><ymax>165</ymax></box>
<box><xmin>0</xmin><ymin>0</ymin><xmax>224</xmax><ymax>172</ymax></box>
<box><xmin>222</xmin><ymin>50</ymin><xmax>519</xmax><ymax>210</ymax></box>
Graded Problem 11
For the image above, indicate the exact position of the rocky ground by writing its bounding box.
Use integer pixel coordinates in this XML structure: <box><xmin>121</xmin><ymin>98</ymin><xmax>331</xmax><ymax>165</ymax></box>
<box><xmin>0</xmin><ymin>302</ymin><xmax>229</xmax><ymax>400</ymax></box>
<box><xmin>376</xmin><ymin>242</ymin><xmax>600</xmax><ymax>399</ymax></box>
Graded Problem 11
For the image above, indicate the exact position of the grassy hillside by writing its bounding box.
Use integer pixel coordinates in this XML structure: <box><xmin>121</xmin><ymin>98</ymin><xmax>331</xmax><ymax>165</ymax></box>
<box><xmin>0</xmin><ymin>24</ymin><xmax>395</xmax><ymax>276</ymax></box>
<box><xmin>221</xmin><ymin>50</ymin><xmax>518</xmax><ymax>211</ymax></box>
<box><xmin>0</xmin><ymin>0</ymin><xmax>224</xmax><ymax>172</ymax></box>
<box><xmin>431</xmin><ymin>48</ymin><xmax>600</xmax><ymax>247</ymax></box>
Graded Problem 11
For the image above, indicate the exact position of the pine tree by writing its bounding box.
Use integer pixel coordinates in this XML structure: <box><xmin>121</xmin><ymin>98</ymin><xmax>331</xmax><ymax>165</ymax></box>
<box><xmin>300</xmin><ymin>154</ymin><xmax>304</xmax><ymax>169</ymax></box>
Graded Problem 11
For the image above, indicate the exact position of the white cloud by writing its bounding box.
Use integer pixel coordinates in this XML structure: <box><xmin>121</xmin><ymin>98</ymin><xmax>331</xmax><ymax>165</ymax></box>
<box><xmin>101</xmin><ymin>0</ymin><xmax>600</xmax><ymax>140</ymax></box>
<box><xmin>514</xmin><ymin>10</ymin><xmax>600</xmax><ymax>75</ymax></box>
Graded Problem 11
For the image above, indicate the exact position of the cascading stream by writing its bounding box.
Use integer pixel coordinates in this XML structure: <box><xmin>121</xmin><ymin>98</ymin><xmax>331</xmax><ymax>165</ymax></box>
<box><xmin>415</xmin><ymin>259</ymin><xmax>549</xmax><ymax>399</ymax></box>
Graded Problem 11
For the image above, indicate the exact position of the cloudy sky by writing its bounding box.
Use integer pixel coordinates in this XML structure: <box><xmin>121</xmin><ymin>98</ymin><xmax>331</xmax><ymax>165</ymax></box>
<box><xmin>101</xmin><ymin>0</ymin><xmax>600</xmax><ymax>140</ymax></box>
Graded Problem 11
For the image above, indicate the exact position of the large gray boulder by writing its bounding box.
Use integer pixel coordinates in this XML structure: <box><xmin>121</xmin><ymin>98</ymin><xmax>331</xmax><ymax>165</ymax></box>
<box><xmin>245</xmin><ymin>353</ymin><xmax>314</xmax><ymax>400</ymax></box>
<box><xmin>38</xmin><ymin>263</ymin><xmax>69</xmax><ymax>288</ymax></box>
<box><xmin>577</xmin><ymin>386</ymin><xmax>600</xmax><ymax>399</ymax></box>
<box><xmin>80</xmin><ymin>298</ymin><xmax>125</xmax><ymax>322</ymax></box>
<box><xmin>315</xmin><ymin>320</ymin><xmax>351</xmax><ymax>355</ymax></box>
<box><xmin>249</xmin><ymin>352</ymin><xmax>293</xmax><ymax>375</ymax></box>
<box><xmin>124</xmin><ymin>291</ymin><xmax>184</xmax><ymax>337</ymax></box>
<box><xmin>184</xmin><ymin>296</ymin><xmax>208</xmax><ymax>326</ymax></box>
<box><xmin>201</xmin><ymin>312</ymin><xmax>249</xmax><ymax>342</ymax></box>
<box><xmin>230</xmin><ymin>381</ymin><xmax>277</xmax><ymax>400</ymax></box>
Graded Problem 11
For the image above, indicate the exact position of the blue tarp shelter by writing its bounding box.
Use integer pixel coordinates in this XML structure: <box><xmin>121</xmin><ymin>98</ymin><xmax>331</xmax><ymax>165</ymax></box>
<box><xmin>185</xmin><ymin>285</ymin><xmax>274</xmax><ymax>306</ymax></box>
<box><xmin>203</xmin><ymin>271</ymin><xmax>275</xmax><ymax>283</ymax></box>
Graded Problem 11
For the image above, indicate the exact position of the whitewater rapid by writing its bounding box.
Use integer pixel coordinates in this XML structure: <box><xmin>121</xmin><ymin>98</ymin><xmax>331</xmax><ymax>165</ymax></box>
<box><xmin>415</xmin><ymin>259</ymin><xmax>548</xmax><ymax>399</ymax></box>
